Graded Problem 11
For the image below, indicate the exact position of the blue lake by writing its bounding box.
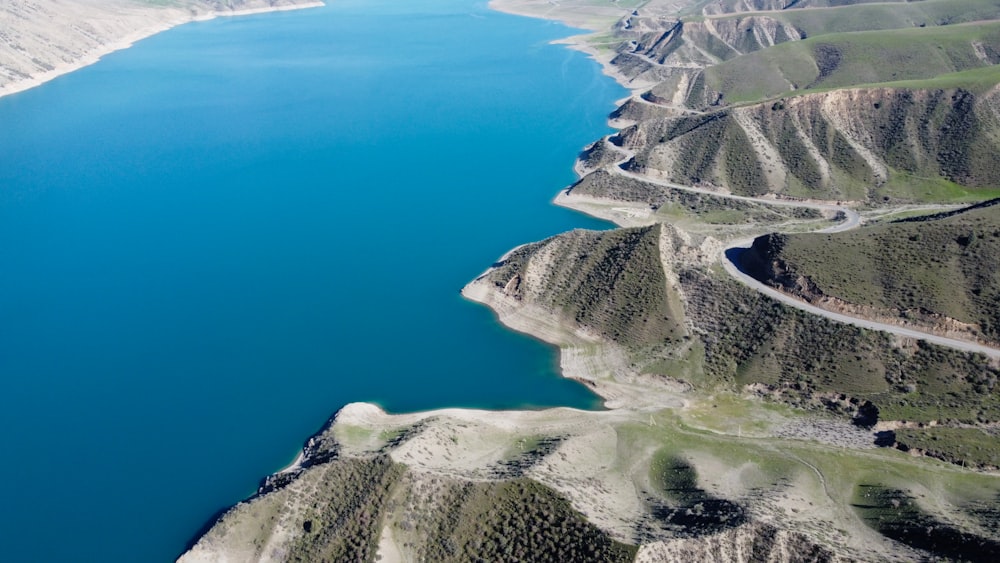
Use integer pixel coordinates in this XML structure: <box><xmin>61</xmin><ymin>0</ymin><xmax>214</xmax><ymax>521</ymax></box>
<box><xmin>0</xmin><ymin>0</ymin><xmax>625</xmax><ymax>560</ymax></box>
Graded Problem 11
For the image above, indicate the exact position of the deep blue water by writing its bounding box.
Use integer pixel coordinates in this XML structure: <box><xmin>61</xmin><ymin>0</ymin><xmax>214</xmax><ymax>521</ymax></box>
<box><xmin>0</xmin><ymin>1</ymin><xmax>625</xmax><ymax>560</ymax></box>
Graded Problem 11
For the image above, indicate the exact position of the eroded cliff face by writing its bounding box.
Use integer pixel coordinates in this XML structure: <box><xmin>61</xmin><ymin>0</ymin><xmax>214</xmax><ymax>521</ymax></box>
<box><xmin>610</xmin><ymin>15</ymin><xmax>804</xmax><ymax>100</ymax></box>
<box><xmin>614</xmin><ymin>15</ymin><xmax>801</xmax><ymax>68</ymax></box>
<box><xmin>0</xmin><ymin>0</ymin><xmax>321</xmax><ymax>96</ymax></box>
<box><xmin>611</xmin><ymin>86</ymin><xmax>1000</xmax><ymax>201</ymax></box>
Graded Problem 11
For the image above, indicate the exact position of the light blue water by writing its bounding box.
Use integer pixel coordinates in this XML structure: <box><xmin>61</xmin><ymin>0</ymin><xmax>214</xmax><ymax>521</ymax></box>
<box><xmin>0</xmin><ymin>1</ymin><xmax>625</xmax><ymax>560</ymax></box>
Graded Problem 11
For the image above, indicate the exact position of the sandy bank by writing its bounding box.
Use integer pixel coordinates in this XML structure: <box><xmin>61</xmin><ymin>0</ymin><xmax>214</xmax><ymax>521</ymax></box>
<box><xmin>0</xmin><ymin>0</ymin><xmax>324</xmax><ymax>100</ymax></box>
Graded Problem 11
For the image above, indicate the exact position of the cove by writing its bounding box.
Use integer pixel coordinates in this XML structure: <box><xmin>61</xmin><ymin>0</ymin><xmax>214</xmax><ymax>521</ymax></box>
<box><xmin>0</xmin><ymin>0</ymin><xmax>626</xmax><ymax>560</ymax></box>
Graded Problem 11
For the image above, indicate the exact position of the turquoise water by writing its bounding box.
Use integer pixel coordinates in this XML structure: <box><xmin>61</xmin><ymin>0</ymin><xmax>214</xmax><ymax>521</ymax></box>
<box><xmin>0</xmin><ymin>1</ymin><xmax>625</xmax><ymax>560</ymax></box>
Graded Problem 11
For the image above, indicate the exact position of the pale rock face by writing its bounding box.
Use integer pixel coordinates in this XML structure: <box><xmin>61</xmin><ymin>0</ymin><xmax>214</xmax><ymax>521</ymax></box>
<box><xmin>0</xmin><ymin>0</ymin><xmax>322</xmax><ymax>98</ymax></box>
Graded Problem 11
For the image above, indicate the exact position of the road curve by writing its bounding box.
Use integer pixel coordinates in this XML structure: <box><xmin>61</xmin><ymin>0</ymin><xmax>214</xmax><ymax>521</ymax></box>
<box><xmin>722</xmin><ymin>242</ymin><xmax>1000</xmax><ymax>360</ymax></box>
<box><xmin>598</xmin><ymin>146</ymin><xmax>1000</xmax><ymax>359</ymax></box>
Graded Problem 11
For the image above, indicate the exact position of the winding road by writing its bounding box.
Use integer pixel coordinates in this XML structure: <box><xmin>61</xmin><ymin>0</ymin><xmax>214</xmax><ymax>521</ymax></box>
<box><xmin>594</xmin><ymin>136</ymin><xmax>1000</xmax><ymax>360</ymax></box>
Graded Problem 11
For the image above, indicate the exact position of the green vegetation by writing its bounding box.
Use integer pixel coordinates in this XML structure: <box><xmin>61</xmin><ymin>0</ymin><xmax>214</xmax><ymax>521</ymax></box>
<box><xmin>744</xmin><ymin>201</ymin><xmax>1000</xmax><ymax>342</ymax></box>
<box><xmin>647</xmin><ymin>451</ymin><xmax>747</xmax><ymax>536</ymax></box>
<box><xmin>486</xmin><ymin>225</ymin><xmax>686</xmax><ymax>350</ymax></box>
<box><xmin>780</xmin><ymin>0</ymin><xmax>1000</xmax><ymax>37</ymax></box>
<box><xmin>286</xmin><ymin>457</ymin><xmax>403</xmax><ymax>562</ymax></box>
<box><xmin>852</xmin><ymin>484</ymin><xmax>1000</xmax><ymax>559</ymax></box>
<box><xmin>894</xmin><ymin>427</ymin><xmax>1000</xmax><ymax>468</ymax></box>
<box><xmin>494</xmin><ymin>435</ymin><xmax>565</xmax><ymax>478</ymax></box>
<box><xmin>403</xmin><ymin>478</ymin><xmax>638</xmax><ymax>562</ymax></box>
<box><xmin>706</xmin><ymin>22</ymin><xmax>1000</xmax><ymax>103</ymax></box>
<box><xmin>858</xmin><ymin>64</ymin><xmax>1000</xmax><ymax>94</ymax></box>
<box><xmin>703</xmin><ymin>0</ymin><xmax>1000</xmax><ymax>42</ymax></box>
<box><xmin>699</xmin><ymin>0</ymin><xmax>910</xmax><ymax>16</ymax></box>
<box><xmin>680</xmin><ymin>267</ymin><xmax>892</xmax><ymax>394</ymax></box>
<box><xmin>679</xmin><ymin>267</ymin><xmax>1000</xmax><ymax>458</ymax></box>
<box><xmin>876</xmin><ymin>170</ymin><xmax>1000</xmax><ymax>203</ymax></box>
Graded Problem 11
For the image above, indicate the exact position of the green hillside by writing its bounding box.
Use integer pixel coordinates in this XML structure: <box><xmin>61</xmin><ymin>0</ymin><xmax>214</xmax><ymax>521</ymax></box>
<box><xmin>741</xmin><ymin>200</ymin><xmax>1000</xmax><ymax>342</ymax></box>
<box><xmin>706</xmin><ymin>22</ymin><xmax>1000</xmax><ymax>104</ymax></box>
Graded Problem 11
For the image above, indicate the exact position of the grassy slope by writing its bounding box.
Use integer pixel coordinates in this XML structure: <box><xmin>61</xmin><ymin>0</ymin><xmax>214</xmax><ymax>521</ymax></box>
<box><xmin>706</xmin><ymin>22</ymin><xmax>1000</xmax><ymax>104</ymax></box>
<box><xmin>757</xmin><ymin>201</ymin><xmax>1000</xmax><ymax>342</ymax></box>
<box><xmin>409</xmin><ymin>478</ymin><xmax>638</xmax><ymax>562</ymax></box>
<box><xmin>680</xmin><ymin>265</ymin><xmax>1000</xmax><ymax>429</ymax></box>
<box><xmin>485</xmin><ymin>225</ymin><xmax>688</xmax><ymax>350</ymax></box>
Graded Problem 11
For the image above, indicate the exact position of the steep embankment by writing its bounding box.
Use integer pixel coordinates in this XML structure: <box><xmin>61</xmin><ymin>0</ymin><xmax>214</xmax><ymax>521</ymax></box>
<box><xmin>0</xmin><ymin>0</ymin><xmax>323</xmax><ymax>98</ymax></box>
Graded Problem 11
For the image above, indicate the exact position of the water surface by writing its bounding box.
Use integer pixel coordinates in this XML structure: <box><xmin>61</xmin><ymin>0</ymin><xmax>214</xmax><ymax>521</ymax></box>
<box><xmin>0</xmin><ymin>1</ymin><xmax>625</xmax><ymax>560</ymax></box>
